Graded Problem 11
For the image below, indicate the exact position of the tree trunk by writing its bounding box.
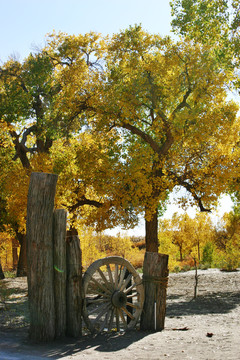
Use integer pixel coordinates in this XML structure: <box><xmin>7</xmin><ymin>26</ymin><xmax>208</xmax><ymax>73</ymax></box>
<box><xmin>0</xmin><ymin>260</ymin><xmax>4</xmax><ymax>279</ymax></box>
<box><xmin>53</xmin><ymin>209</ymin><xmax>67</xmax><ymax>338</ymax></box>
<box><xmin>66</xmin><ymin>227</ymin><xmax>82</xmax><ymax>337</ymax></box>
<box><xmin>177</xmin><ymin>243</ymin><xmax>183</xmax><ymax>262</ymax></box>
<box><xmin>140</xmin><ymin>252</ymin><xmax>169</xmax><ymax>331</ymax></box>
<box><xmin>145</xmin><ymin>210</ymin><xmax>159</xmax><ymax>253</ymax></box>
<box><xmin>16</xmin><ymin>233</ymin><xmax>27</xmax><ymax>277</ymax></box>
<box><xmin>197</xmin><ymin>241</ymin><xmax>200</xmax><ymax>262</ymax></box>
<box><xmin>26</xmin><ymin>172</ymin><xmax>58</xmax><ymax>342</ymax></box>
<box><xmin>194</xmin><ymin>258</ymin><xmax>198</xmax><ymax>299</ymax></box>
<box><xmin>12</xmin><ymin>237</ymin><xmax>19</xmax><ymax>271</ymax></box>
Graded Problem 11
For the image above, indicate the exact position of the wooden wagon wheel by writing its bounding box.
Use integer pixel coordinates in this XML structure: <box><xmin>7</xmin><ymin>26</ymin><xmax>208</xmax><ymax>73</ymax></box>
<box><xmin>82</xmin><ymin>256</ymin><xmax>144</xmax><ymax>334</ymax></box>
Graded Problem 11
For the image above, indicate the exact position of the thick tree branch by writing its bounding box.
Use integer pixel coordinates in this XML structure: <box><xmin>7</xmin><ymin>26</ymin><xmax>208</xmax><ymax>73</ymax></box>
<box><xmin>21</xmin><ymin>125</ymin><xmax>37</xmax><ymax>146</ymax></box>
<box><xmin>169</xmin><ymin>170</ymin><xmax>211</xmax><ymax>212</ymax></box>
<box><xmin>121</xmin><ymin>122</ymin><xmax>162</xmax><ymax>153</ymax></box>
<box><xmin>121</xmin><ymin>121</ymin><xmax>174</xmax><ymax>157</ymax></box>
<box><xmin>171</xmin><ymin>87</ymin><xmax>192</xmax><ymax>119</ymax></box>
<box><xmin>9</xmin><ymin>130</ymin><xmax>31</xmax><ymax>168</ymax></box>
<box><xmin>69</xmin><ymin>195</ymin><xmax>103</xmax><ymax>212</ymax></box>
<box><xmin>182</xmin><ymin>182</ymin><xmax>211</xmax><ymax>212</ymax></box>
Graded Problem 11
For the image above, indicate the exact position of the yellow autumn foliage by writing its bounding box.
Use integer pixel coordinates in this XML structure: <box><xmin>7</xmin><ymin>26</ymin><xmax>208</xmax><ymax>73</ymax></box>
<box><xmin>1</xmin><ymin>25</ymin><xmax>240</xmax><ymax>266</ymax></box>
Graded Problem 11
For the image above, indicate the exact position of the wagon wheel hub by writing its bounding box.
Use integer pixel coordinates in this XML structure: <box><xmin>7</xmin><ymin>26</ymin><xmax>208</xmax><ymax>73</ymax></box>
<box><xmin>111</xmin><ymin>290</ymin><xmax>127</xmax><ymax>308</ymax></box>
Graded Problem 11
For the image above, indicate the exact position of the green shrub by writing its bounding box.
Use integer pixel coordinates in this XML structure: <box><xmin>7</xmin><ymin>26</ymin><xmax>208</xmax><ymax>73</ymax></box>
<box><xmin>173</xmin><ymin>265</ymin><xmax>181</xmax><ymax>273</ymax></box>
<box><xmin>3</xmin><ymin>271</ymin><xmax>16</xmax><ymax>278</ymax></box>
<box><xmin>202</xmin><ymin>242</ymin><xmax>214</xmax><ymax>265</ymax></box>
<box><xmin>181</xmin><ymin>264</ymin><xmax>191</xmax><ymax>272</ymax></box>
<box><xmin>198</xmin><ymin>263</ymin><xmax>210</xmax><ymax>270</ymax></box>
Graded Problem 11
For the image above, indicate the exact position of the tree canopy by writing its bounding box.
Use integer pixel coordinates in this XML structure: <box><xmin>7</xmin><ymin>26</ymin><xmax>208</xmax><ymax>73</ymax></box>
<box><xmin>0</xmin><ymin>24</ymin><xmax>239</xmax><ymax>257</ymax></box>
<box><xmin>93</xmin><ymin>25</ymin><xmax>239</xmax><ymax>250</ymax></box>
<box><xmin>170</xmin><ymin>0</ymin><xmax>240</xmax><ymax>87</ymax></box>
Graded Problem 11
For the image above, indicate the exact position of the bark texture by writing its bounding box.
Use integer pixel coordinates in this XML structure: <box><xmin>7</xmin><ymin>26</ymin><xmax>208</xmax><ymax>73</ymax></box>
<box><xmin>53</xmin><ymin>209</ymin><xmax>67</xmax><ymax>338</ymax></box>
<box><xmin>140</xmin><ymin>252</ymin><xmax>169</xmax><ymax>331</ymax></box>
<box><xmin>26</xmin><ymin>172</ymin><xmax>58</xmax><ymax>342</ymax></box>
<box><xmin>66</xmin><ymin>228</ymin><xmax>82</xmax><ymax>337</ymax></box>
<box><xmin>145</xmin><ymin>211</ymin><xmax>159</xmax><ymax>252</ymax></box>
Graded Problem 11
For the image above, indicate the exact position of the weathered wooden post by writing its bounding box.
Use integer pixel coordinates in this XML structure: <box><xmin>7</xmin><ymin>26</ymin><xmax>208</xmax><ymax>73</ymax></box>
<box><xmin>66</xmin><ymin>227</ymin><xmax>82</xmax><ymax>337</ymax></box>
<box><xmin>140</xmin><ymin>252</ymin><xmax>169</xmax><ymax>331</ymax></box>
<box><xmin>26</xmin><ymin>172</ymin><xmax>58</xmax><ymax>342</ymax></box>
<box><xmin>53</xmin><ymin>209</ymin><xmax>67</xmax><ymax>338</ymax></box>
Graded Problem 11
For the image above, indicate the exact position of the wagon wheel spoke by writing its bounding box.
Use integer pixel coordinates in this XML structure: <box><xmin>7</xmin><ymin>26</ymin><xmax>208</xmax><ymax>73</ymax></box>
<box><xmin>82</xmin><ymin>256</ymin><xmax>144</xmax><ymax>334</ymax></box>
<box><xmin>120</xmin><ymin>273</ymin><xmax>133</xmax><ymax>291</ymax></box>
<box><xmin>118</xmin><ymin>308</ymin><xmax>127</xmax><ymax>328</ymax></box>
<box><xmin>125</xmin><ymin>282</ymin><xmax>138</xmax><ymax>295</ymax></box>
<box><xmin>121</xmin><ymin>306</ymin><xmax>135</xmax><ymax>320</ymax></box>
<box><xmin>97</xmin><ymin>268</ymin><xmax>113</xmax><ymax>291</ymax></box>
<box><xmin>107</xmin><ymin>264</ymin><xmax>114</xmax><ymax>286</ymax></box>
<box><xmin>88</xmin><ymin>301</ymin><xmax>109</xmax><ymax>316</ymax></box>
<box><xmin>114</xmin><ymin>264</ymin><xmax>119</xmax><ymax>287</ymax></box>
<box><xmin>108</xmin><ymin>308</ymin><xmax>115</xmax><ymax>332</ymax></box>
<box><xmin>118</xmin><ymin>266</ymin><xmax>127</xmax><ymax>289</ymax></box>
<box><xmin>87</xmin><ymin>297</ymin><xmax>109</xmax><ymax>305</ymax></box>
<box><xmin>126</xmin><ymin>292</ymin><xmax>139</xmax><ymax>299</ymax></box>
<box><xmin>90</xmin><ymin>277</ymin><xmax>111</xmax><ymax>295</ymax></box>
<box><xmin>126</xmin><ymin>301</ymin><xmax>140</xmax><ymax>309</ymax></box>
<box><xmin>92</xmin><ymin>304</ymin><xmax>110</xmax><ymax>324</ymax></box>
<box><xmin>87</xmin><ymin>287</ymin><xmax>107</xmax><ymax>298</ymax></box>
<box><xmin>87</xmin><ymin>282</ymin><xmax>109</xmax><ymax>296</ymax></box>
<box><xmin>115</xmin><ymin>308</ymin><xmax>120</xmax><ymax>331</ymax></box>
<box><xmin>100</xmin><ymin>308</ymin><xmax>112</xmax><ymax>332</ymax></box>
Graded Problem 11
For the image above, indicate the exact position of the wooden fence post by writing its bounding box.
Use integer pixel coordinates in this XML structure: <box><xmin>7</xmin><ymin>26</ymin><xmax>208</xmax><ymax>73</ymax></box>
<box><xmin>53</xmin><ymin>209</ymin><xmax>67</xmax><ymax>338</ymax></box>
<box><xmin>140</xmin><ymin>252</ymin><xmax>169</xmax><ymax>331</ymax></box>
<box><xmin>66</xmin><ymin>228</ymin><xmax>82</xmax><ymax>337</ymax></box>
<box><xmin>26</xmin><ymin>172</ymin><xmax>58</xmax><ymax>342</ymax></box>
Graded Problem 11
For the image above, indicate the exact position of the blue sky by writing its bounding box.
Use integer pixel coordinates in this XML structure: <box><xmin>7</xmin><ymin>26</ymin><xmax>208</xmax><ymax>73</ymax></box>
<box><xmin>0</xmin><ymin>0</ymin><xmax>173</xmax><ymax>63</ymax></box>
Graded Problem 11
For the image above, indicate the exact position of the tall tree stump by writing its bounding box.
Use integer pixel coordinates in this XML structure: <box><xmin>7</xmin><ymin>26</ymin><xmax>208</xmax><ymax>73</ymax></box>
<box><xmin>26</xmin><ymin>172</ymin><xmax>58</xmax><ymax>342</ymax></box>
<box><xmin>53</xmin><ymin>209</ymin><xmax>67</xmax><ymax>338</ymax></box>
<box><xmin>66</xmin><ymin>228</ymin><xmax>82</xmax><ymax>337</ymax></box>
<box><xmin>140</xmin><ymin>252</ymin><xmax>169</xmax><ymax>331</ymax></box>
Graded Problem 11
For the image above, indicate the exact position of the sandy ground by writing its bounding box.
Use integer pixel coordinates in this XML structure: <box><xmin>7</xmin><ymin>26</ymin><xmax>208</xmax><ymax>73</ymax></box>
<box><xmin>0</xmin><ymin>268</ymin><xmax>240</xmax><ymax>360</ymax></box>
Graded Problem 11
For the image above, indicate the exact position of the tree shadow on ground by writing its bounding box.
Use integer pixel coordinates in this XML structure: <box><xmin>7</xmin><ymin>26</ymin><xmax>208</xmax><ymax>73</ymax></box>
<box><xmin>0</xmin><ymin>328</ymin><xmax>150</xmax><ymax>359</ymax></box>
<box><xmin>0</xmin><ymin>283</ymin><xmax>29</xmax><ymax>329</ymax></box>
<box><xmin>45</xmin><ymin>331</ymin><xmax>149</xmax><ymax>358</ymax></box>
<box><xmin>167</xmin><ymin>291</ymin><xmax>240</xmax><ymax>317</ymax></box>
<box><xmin>1</xmin><ymin>290</ymin><xmax>240</xmax><ymax>359</ymax></box>
<box><xmin>0</xmin><ymin>283</ymin><xmax>27</xmax><ymax>298</ymax></box>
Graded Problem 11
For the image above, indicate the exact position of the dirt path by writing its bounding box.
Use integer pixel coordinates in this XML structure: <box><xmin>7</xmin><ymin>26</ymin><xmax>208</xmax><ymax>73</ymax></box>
<box><xmin>0</xmin><ymin>269</ymin><xmax>240</xmax><ymax>359</ymax></box>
